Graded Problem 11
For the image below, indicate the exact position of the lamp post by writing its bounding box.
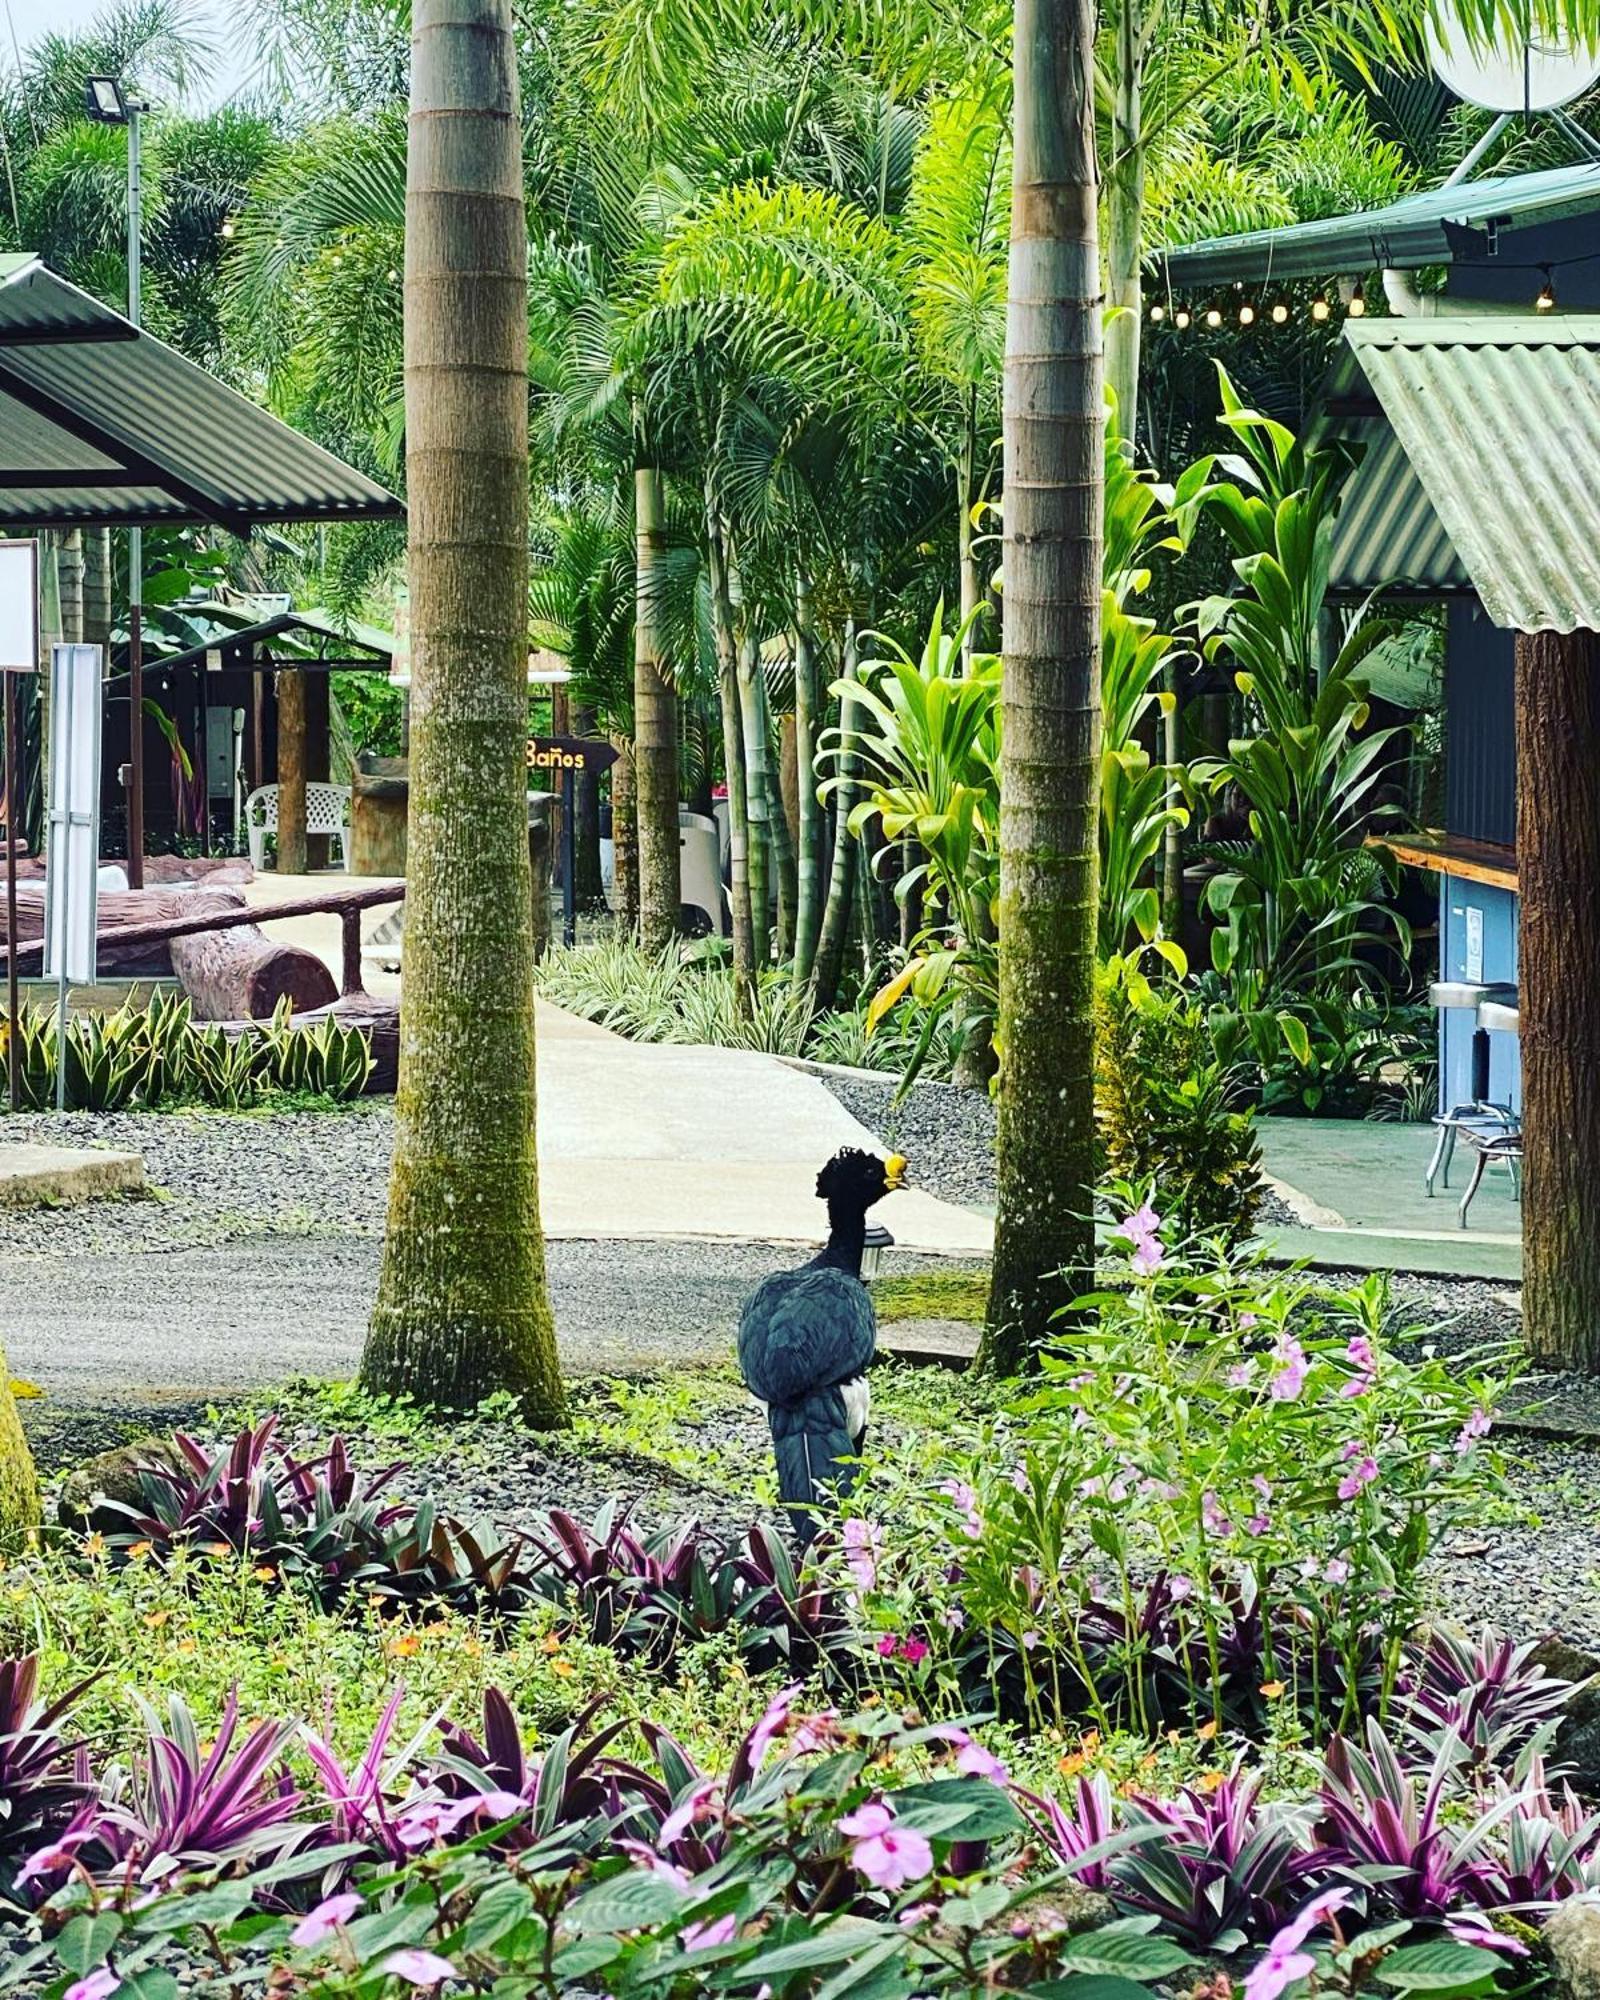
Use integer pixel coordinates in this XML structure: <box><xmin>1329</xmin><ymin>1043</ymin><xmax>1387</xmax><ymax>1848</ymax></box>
<box><xmin>84</xmin><ymin>75</ymin><xmax>146</xmax><ymax>889</ymax></box>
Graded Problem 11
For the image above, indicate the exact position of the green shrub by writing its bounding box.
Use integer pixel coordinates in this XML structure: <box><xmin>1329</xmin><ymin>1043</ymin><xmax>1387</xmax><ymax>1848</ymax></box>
<box><xmin>1094</xmin><ymin>957</ymin><xmax>1264</xmax><ymax>1241</ymax></box>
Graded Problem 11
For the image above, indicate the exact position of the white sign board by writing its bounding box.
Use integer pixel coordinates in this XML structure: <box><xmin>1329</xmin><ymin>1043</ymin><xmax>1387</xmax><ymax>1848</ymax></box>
<box><xmin>44</xmin><ymin>644</ymin><xmax>103</xmax><ymax>985</ymax></box>
<box><xmin>0</xmin><ymin>541</ymin><xmax>39</xmax><ymax>673</ymax></box>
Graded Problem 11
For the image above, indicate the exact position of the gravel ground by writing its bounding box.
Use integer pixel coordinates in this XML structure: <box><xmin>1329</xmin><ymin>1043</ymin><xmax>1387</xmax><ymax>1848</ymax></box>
<box><xmin>820</xmin><ymin>1072</ymin><xmax>997</xmax><ymax>1209</ymax></box>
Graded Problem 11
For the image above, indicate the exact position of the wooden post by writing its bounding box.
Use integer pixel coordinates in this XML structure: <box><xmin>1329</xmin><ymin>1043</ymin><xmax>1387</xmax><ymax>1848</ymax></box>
<box><xmin>276</xmin><ymin>667</ymin><xmax>308</xmax><ymax>875</ymax></box>
<box><xmin>1516</xmin><ymin>627</ymin><xmax>1600</xmax><ymax>1371</ymax></box>
<box><xmin>305</xmin><ymin>669</ymin><xmax>331</xmax><ymax>870</ymax></box>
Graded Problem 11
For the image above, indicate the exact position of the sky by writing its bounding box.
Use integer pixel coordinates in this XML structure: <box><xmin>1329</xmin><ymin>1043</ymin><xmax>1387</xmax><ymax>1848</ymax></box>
<box><xmin>0</xmin><ymin>0</ymin><xmax>258</xmax><ymax>108</ymax></box>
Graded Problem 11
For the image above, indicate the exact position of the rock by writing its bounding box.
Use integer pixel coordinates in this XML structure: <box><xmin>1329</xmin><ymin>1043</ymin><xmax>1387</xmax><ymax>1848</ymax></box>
<box><xmin>1531</xmin><ymin>1639</ymin><xmax>1600</xmax><ymax>1792</ymax></box>
<box><xmin>1546</xmin><ymin>1893</ymin><xmax>1600</xmax><ymax>1999</ymax></box>
<box><xmin>56</xmin><ymin>1436</ymin><xmax>188</xmax><ymax>1535</ymax></box>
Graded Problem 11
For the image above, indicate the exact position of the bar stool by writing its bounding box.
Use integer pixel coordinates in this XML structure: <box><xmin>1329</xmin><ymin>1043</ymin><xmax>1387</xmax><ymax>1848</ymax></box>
<box><xmin>1458</xmin><ymin>994</ymin><xmax>1523</xmax><ymax>1227</ymax></box>
<box><xmin>1424</xmin><ymin>980</ymin><xmax>1518</xmax><ymax>1196</ymax></box>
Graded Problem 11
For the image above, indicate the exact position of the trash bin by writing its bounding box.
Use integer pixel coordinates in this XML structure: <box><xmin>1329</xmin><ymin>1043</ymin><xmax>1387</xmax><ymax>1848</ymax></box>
<box><xmin>351</xmin><ymin>754</ymin><xmax>408</xmax><ymax>876</ymax></box>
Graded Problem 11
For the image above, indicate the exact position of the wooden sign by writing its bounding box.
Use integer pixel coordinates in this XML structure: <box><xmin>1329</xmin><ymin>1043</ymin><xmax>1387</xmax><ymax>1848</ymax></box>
<box><xmin>526</xmin><ymin>734</ymin><xmax>619</xmax><ymax>776</ymax></box>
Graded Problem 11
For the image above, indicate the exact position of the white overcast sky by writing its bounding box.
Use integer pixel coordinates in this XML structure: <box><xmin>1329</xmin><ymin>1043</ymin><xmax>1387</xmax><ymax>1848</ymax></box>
<box><xmin>1</xmin><ymin>0</ymin><xmax>258</xmax><ymax>108</ymax></box>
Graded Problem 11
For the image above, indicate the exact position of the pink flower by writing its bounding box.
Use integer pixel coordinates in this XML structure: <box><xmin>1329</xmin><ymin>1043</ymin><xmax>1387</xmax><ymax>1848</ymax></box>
<box><xmin>1269</xmin><ymin>1337</ymin><xmax>1308</xmax><ymax>1402</ymax></box>
<box><xmin>1202</xmin><ymin>1491</ymin><xmax>1232</xmax><ymax>1536</ymax></box>
<box><xmin>1446</xmin><ymin>1912</ymin><xmax>1530</xmax><ymax>1956</ymax></box>
<box><xmin>898</xmin><ymin>1636</ymin><xmax>929</xmax><ymax>1665</ymax></box>
<box><xmin>682</xmin><ymin>1913</ymin><xmax>739</xmax><ymax>1949</ymax></box>
<box><xmin>1455</xmin><ymin>1407</ymin><xmax>1493</xmax><ymax>1454</ymax></box>
<box><xmin>1130</xmin><ymin>1238</ymin><xmax>1164</xmax><ymax>1277</ymax></box>
<box><xmin>839</xmin><ymin>1800</ymin><xmax>935</xmax><ymax>1892</ymax></box>
<box><xmin>956</xmin><ymin>1739</ymin><xmax>1009</xmax><ymax>1783</ymax></box>
<box><xmin>379</xmin><ymin>1953</ymin><xmax>458</xmax><ymax>1988</ymax></box>
<box><xmin>290</xmin><ymin>1891</ymin><xmax>364</xmax><ymax>1947</ymax></box>
<box><xmin>1243</xmin><ymin>1888</ymin><xmax>1352</xmax><ymax>2000</ymax></box>
<box><xmin>64</xmin><ymin>1975</ymin><xmax>119</xmax><ymax>2000</ymax></box>
<box><xmin>1337</xmin><ymin>1456</ymin><xmax>1378</xmax><ymax>1502</ymax></box>
<box><xmin>842</xmin><ymin>1517</ymin><xmax>881</xmax><ymax>1590</ymax></box>
<box><xmin>939</xmin><ymin>1604</ymin><xmax>965</xmax><ymax>1632</ymax></box>
<box><xmin>658</xmin><ymin>1780</ymin><xmax>716</xmax><ymax>1848</ymax></box>
<box><xmin>1227</xmin><ymin>1361</ymin><xmax>1257</xmax><ymax>1389</ymax></box>
<box><xmin>1245</xmin><ymin>1514</ymin><xmax>1271</xmax><ymax>1537</ymax></box>
<box><xmin>746</xmin><ymin>1683</ymin><xmax>801</xmax><ymax>1770</ymax></box>
<box><xmin>16</xmin><ymin>1830</ymin><xmax>90</xmax><ymax>1884</ymax></box>
<box><xmin>1325</xmin><ymin>1558</ymin><xmax>1350</xmax><ymax>1584</ymax></box>
<box><xmin>937</xmin><ymin>1479</ymin><xmax>982</xmax><ymax>1538</ymax></box>
<box><xmin>1021</xmin><ymin>1628</ymin><xmax>1041</xmax><ymax>1650</ymax></box>
<box><xmin>877</xmin><ymin>1633</ymin><xmax>899</xmax><ymax>1658</ymax></box>
<box><xmin>1120</xmin><ymin>1203</ymin><xmax>1163</xmax><ymax>1275</ymax></box>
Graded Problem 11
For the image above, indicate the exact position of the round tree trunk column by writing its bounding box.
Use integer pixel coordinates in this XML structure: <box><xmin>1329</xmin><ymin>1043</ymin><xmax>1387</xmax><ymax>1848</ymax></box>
<box><xmin>352</xmin><ymin>755</ymin><xmax>409</xmax><ymax>875</ymax></box>
<box><xmin>276</xmin><ymin>668</ymin><xmax>308</xmax><ymax>876</ymax></box>
<box><xmin>1516</xmin><ymin>626</ymin><xmax>1600</xmax><ymax>1371</ymax></box>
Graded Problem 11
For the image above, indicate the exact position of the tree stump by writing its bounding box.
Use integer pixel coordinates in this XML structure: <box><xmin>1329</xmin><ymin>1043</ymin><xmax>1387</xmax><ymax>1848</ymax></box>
<box><xmin>352</xmin><ymin>755</ymin><xmax>409</xmax><ymax>876</ymax></box>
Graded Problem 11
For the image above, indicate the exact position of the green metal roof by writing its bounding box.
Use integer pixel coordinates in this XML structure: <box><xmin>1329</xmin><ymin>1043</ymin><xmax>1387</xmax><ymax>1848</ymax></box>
<box><xmin>1155</xmin><ymin>162</ymin><xmax>1600</xmax><ymax>289</ymax></box>
<box><xmin>148</xmin><ymin>600</ymin><xmax>396</xmax><ymax>674</ymax></box>
<box><xmin>1329</xmin><ymin>427</ymin><xmax>1469</xmax><ymax>597</ymax></box>
<box><xmin>1342</xmin><ymin>315</ymin><xmax>1600</xmax><ymax>633</ymax></box>
<box><xmin>0</xmin><ymin>257</ymin><xmax>401</xmax><ymax>533</ymax></box>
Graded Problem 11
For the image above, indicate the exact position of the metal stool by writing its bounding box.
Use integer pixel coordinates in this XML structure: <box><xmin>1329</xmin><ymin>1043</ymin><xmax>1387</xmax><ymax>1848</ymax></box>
<box><xmin>1424</xmin><ymin>981</ymin><xmax>1518</xmax><ymax>1195</ymax></box>
<box><xmin>1457</xmin><ymin>995</ymin><xmax>1522</xmax><ymax>1227</ymax></box>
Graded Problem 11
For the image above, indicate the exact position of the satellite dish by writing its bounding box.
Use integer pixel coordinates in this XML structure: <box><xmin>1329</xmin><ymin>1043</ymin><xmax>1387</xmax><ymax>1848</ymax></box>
<box><xmin>1427</xmin><ymin>5</ymin><xmax>1600</xmax><ymax>113</ymax></box>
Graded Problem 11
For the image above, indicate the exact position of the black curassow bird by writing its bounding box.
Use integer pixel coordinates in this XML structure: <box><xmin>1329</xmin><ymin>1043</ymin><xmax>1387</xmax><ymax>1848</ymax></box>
<box><xmin>737</xmin><ymin>1147</ymin><xmax>907</xmax><ymax>1544</ymax></box>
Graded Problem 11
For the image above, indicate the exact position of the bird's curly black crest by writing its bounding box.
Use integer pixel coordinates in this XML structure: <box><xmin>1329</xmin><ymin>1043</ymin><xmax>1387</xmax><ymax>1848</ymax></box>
<box><xmin>817</xmin><ymin>1148</ymin><xmax>885</xmax><ymax>1204</ymax></box>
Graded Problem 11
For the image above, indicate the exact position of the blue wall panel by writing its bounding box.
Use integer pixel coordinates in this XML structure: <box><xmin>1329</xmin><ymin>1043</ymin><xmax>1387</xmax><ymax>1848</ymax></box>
<box><xmin>1437</xmin><ymin>878</ymin><xmax>1521</xmax><ymax>1115</ymax></box>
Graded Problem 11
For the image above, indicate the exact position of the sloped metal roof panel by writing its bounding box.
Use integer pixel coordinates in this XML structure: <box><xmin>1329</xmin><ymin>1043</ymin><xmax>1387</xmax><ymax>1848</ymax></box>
<box><xmin>0</xmin><ymin>258</ymin><xmax>401</xmax><ymax>530</ymax></box>
<box><xmin>1330</xmin><ymin>427</ymin><xmax>1469</xmax><ymax>596</ymax></box>
<box><xmin>1156</xmin><ymin>162</ymin><xmax>1600</xmax><ymax>288</ymax></box>
<box><xmin>1345</xmin><ymin>315</ymin><xmax>1600</xmax><ymax>634</ymax></box>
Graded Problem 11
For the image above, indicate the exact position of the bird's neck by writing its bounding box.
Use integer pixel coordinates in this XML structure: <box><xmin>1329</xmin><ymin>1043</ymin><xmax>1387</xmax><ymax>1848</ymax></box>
<box><xmin>819</xmin><ymin>1202</ymin><xmax>868</xmax><ymax>1277</ymax></box>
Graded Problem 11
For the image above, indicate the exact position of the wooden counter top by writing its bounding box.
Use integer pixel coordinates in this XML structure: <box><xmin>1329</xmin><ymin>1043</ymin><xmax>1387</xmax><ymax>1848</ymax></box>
<box><xmin>1370</xmin><ymin>831</ymin><xmax>1518</xmax><ymax>892</ymax></box>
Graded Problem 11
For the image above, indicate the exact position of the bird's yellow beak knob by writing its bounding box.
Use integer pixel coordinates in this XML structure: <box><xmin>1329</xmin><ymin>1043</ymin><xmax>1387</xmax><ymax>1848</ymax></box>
<box><xmin>885</xmin><ymin>1153</ymin><xmax>908</xmax><ymax>1190</ymax></box>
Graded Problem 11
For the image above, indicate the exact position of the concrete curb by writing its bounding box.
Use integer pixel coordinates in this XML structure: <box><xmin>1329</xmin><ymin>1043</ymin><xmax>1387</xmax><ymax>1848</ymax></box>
<box><xmin>0</xmin><ymin>1144</ymin><xmax>144</xmax><ymax>1208</ymax></box>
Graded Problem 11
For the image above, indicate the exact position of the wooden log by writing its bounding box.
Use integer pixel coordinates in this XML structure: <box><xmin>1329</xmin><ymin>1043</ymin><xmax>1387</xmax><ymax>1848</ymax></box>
<box><xmin>1</xmin><ymin>887</ymin><xmax>249</xmax><ymax>976</ymax></box>
<box><xmin>171</xmin><ymin>923</ymin><xmax>337</xmax><ymax>1021</ymax></box>
<box><xmin>352</xmin><ymin>755</ymin><xmax>409</xmax><ymax>876</ymax></box>
<box><xmin>277</xmin><ymin>667</ymin><xmax>308</xmax><ymax>874</ymax></box>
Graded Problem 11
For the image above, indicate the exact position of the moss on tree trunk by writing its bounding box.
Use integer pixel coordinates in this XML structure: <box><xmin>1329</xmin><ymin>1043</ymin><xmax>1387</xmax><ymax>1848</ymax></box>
<box><xmin>634</xmin><ymin>465</ymin><xmax>681</xmax><ymax>952</ymax></box>
<box><xmin>361</xmin><ymin>0</ymin><xmax>564</xmax><ymax>1424</ymax></box>
<box><xmin>1517</xmin><ymin>627</ymin><xmax>1600</xmax><ymax>1372</ymax></box>
<box><xmin>981</xmin><ymin>0</ymin><xmax>1103</xmax><ymax>1374</ymax></box>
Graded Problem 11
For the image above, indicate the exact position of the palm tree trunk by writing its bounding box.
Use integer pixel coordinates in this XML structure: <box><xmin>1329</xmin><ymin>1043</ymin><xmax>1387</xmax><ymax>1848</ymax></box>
<box><xmin>706</xmin><ymin>517</ymin><xmax>755</xmax><ymax>1006</ymax></box>
<box><xmin>634</xmin><ymin>463</ymin><xmax>681</xmax><ymax>952</ymax></box>
<box><xmin>1103</xmin><ymin>0</ymin><xmax>1143</xmax><ymax>439</ymax></box>
<box><xmin>363</xmin><ymin>0</ymin><xmax>563</xmax><ymax>1424</ymax></box>
<box><xmin>737</xmin><ymin>626</ymin><xmax>772</xmax><ymax>970</ymax></box>
<box><xmin>59</xmin><ymin>528</ymin><xmax>85</xmax><ymax>644</ymax></box>
<box><xmin>982</xmin><ymin>0</ymin><xmax>1103</xmax><ymax>1374</ymax></box>
<box><xmin>760</xmin><ymin>667</ymin><xmax>797</xmax><ymax>960</ymax></box>
<box><xmin>82</xmin><ymin>528</ymin><xmax>112</xmax><ymax>649</ymax></box>
<box><xmin>790</xmin><ymin>572</ymin><xmax>823</xmax><ymax>987</ymax></box>
<box><xmin>610</xmin><ymin>734</ymin><xmax>639</xmax><ymax>927</ymax></box>
<box><xmin>958</xmin><ymin>403</ymin><xmax>981</xmax><ymax>664</ymax></box>
<box><xmin>572</xmin><ymin>702</ymin><xmax>605</xmax><ymax>907</ymax></box>
<box><xmin>808</xmin><ymin>615</ymin><xmax>861</xmax><ymax>1012</ymax></box>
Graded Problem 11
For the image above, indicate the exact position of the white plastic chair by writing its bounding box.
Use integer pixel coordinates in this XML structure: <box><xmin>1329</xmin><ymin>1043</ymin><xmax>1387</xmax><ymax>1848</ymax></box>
<box><xmin>245</xmin><ymin>783</ymin><xmax>353</xmax><ymax>871</ymax></box>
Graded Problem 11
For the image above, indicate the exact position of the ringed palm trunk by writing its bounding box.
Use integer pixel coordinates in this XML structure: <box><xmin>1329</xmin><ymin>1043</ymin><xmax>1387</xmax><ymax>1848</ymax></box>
<box><xmin>634</xmin><ymin>463</ymin><xmax>681</xmax><ymax>952</ymax></box>
<box><xmin>790</xmin><ymin>572</ymin><xmax>823</xmax><ymax>987</ymax></box>
<box><xmin>737</xmin><ymin>626</ymin><xmax>772</xmax><ymax>970</ymax></box>
<box><xmin>362</xmin><ymin>0</ymin><xmax>564</xmax><ymax>1423</ymax></box>
<box><xmin>982</xmin><ymin>0</ymin><xmax>1104</xmax><ymax>1374</ymax></box>
<box><xmin>611</xmin><ymin>735</ymin><xmax>639</xmax><ymax>928</ymax></box>
<box><xmin>59</xmin><ymin>528</ymin><xmax>85</xmax><ymax>644</ymax></box>
<box><xmin>706</xmin><ymin>516</ymin><xmax>755</xmax><ymax>1006</ymax></box>
<box><xmin>1103</xmin><ymin>0</ymin><xmax>1143</xmax><ymax>440</ymax></box>
<box><xmin>808</xmin><ymin>616</ymin><xmax>861</xmax><ymax>1012</ymax></box>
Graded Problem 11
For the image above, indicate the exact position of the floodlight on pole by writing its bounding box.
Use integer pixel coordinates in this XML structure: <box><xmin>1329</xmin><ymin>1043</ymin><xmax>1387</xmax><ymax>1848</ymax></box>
<box><xmin>83</xmin><ymin>75</ymin><xmax>129</xmax><ymax>123</ymax></box>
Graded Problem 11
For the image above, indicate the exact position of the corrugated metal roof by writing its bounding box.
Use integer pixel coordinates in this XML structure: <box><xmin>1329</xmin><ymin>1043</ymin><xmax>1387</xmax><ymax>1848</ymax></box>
<box><xmin>0</xmin><ymin>257</ymin><xmax>401</xmax><ymax>532</ymax></box>
<box><xmin>1156</xmin><ymin>162</ymin><xmax>1600</xmax><ymax>289</ymax></box>
<box><xmin>1344</xmin><ymin>315</ymin><xmax>1600</xmax><ymax>634</ymax></box>
<box><xmin>1330</xmin><ymin>428</ymin><xmax>1469</xmax><ymax>596</ymax></box>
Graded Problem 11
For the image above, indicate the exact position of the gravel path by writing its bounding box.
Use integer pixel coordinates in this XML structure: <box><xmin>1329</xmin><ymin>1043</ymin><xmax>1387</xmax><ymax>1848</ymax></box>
<box><xmin>820</xmin><ymin>1073</ymin><xmax>997</xmax><ymax>1210</ymax></box>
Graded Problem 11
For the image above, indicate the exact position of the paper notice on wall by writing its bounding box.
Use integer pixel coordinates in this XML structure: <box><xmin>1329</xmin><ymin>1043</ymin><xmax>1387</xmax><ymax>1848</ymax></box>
<box><xmin>1465</xmin><ymin>905</ymin><xmax>1484</xmax><ymax>984</ymax></box>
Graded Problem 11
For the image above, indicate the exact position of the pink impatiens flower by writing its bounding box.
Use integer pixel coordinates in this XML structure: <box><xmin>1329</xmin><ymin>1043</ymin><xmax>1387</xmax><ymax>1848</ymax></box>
<box><xmin>658</xmin><ymin>1779</ymin><xmax>716</xmax><ymax>1848</ymax></box>
<box><xmin>379</xmin><ymin>1952</ymin><xmax>458</xmax><ymax>1988</ymax></box>
<box><xmin>63</xmin><ymin>1975</ymin><xmax>119</xmax><ymax>2000</ymax></box>
<box><xmin>1337</xmin><ymin>1454</ymin><xmax>1379</xmax><ymax>1501</ymax></box>
<box><xmin>1269</xmin><ymin>1336</ymin><xmax>1308</xmax><ymax>1402</ymax></box>
<box><xmin>746</xmin><ymin>1683</ymin><xmax>801</xmax><ymax>1770</ymax></box>
<box><xmin>1242</xmin><ymin>1887</ymin><xmax>1352</xmax><ymax>2000</ymax></box>
<box><xmin>290</xmin><ymin>1891</ymin><xmax>364</xmax><ymax>1947</ymax></box>
<box><xmin>839</xmin><ymin>1800</ymin><xmax>935</xmax><ymax>1892</ymax></box>
<box><xmin>682</xmin><ymin>1913</ymin><xmax>739</xmax><ymax>1950</ymax></box>
<box><xmin>1341</xmin><ymin>1334</ymin><xmax>1377</xmax><ymax>1398</ymax></box>
<box><xmin>1455</xmin><ymin>1406</ymin><xmax>1493</xmax><ymax>1454</ymax></box>
<box><xmin>1120</xmin><ymin>1202</ymin><xmax>1164</xmax><ymax>1276</ymax></box>
<box><xmin>898</xmin><ymin>1635</ymin><xmax>930</xmax><ymax>1665</ymax></box>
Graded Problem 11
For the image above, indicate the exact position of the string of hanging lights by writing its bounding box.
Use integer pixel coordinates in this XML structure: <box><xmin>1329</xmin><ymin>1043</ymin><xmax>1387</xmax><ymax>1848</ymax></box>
<box><xmin>1149</xmin><ymin>255</ymin><xmax>1589</xmax><ymax>330</ymax></box>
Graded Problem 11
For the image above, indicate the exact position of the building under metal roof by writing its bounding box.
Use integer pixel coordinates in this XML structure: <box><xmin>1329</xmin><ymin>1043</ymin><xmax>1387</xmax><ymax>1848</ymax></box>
<box><xmin>1337</xmin><ymin>316</ymin><xmax>1600</xmax><ymax>634</ymax></box>
<box><xmin>0</xmin><ymin>255</ymin><xmax>401</xmax><ymax>534</ymax></box>
<box><xmin>1155</xmin><ymin>161</ymin><xmax>1600</xmax><ymax>290</ymax></box>
<box><xmin>151</xmin><ymin>601</ymin><xmax>396</xmax><ymax>676</ymax></box>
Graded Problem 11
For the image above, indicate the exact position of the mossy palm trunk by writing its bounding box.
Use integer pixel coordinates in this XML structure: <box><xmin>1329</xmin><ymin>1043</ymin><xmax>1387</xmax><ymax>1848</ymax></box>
<box><xmin>634</xmin><ymin>465</ymin><xmax>681</xmax><ymax>952</ymax></box>
<box><xmin>1516</xmin><ymin>627</ymin><xmax>1600</xmax><ymax>1371</ymax></box>
<box><xmin>362</xmin><ymin>0</ymin><xmax>564</xmax><ymax>1423</ymax></box>
<box><xmin>790</xmin><ymin>573</ymin><xmax>823</xmax><ymax>987</ymax></box>
<box><xmin>982</xmin><ymin>0</ymin><xmax>1103</xmax><ymax>1373</ymax></box>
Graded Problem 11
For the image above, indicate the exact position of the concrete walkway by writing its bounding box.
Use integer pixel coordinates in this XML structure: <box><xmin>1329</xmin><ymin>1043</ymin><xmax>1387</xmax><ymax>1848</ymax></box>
<box><xmin>242</xmin><ymin>869</ymin><xmax>989</xmax><ymax>1255</ymax></box>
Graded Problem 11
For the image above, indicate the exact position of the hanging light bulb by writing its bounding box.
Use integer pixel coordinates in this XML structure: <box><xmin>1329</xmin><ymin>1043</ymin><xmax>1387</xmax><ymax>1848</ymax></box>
<box><xmin>1174</xmin><ymin>306</ymin><xmax>1192</xmax><ymax>329</ymax></box>
<box><xmin>1347</xmin><ymin>284</ymin><xmax>1367</xmax><ymax>318</ymax></box>
<box><xmin>1311</xmin><ymin>296</ymin><xmax>1332</xmax><ymax>322</ymax></box>
<box><xmin>1238</xmin><ymin>301</ymin><xmax>1256</xmax><ymax>326</ymax></box>
<box><xmin>1205</xmin><ymin>304</ymin><xmax>1223</xmax><ymax>328</ymax></box>
<box><xmin>1536</xmin><ymin>269</ymin><xmax>1557</xmax><ymax>312</ymax></box>
<box><xmin>219</xmin><ymin>217</ymin><xmax>235</xmax><ymax>240</ymax></box>
<box><xmin>1149</xmin><ymin>301</ymin><xmax>1166</xmax><ymax>322</ymax></box>
<box><xmin>1271</xmin><ymin>301</ymin><xmax>1289</xmax><ymax>324</ymax></box>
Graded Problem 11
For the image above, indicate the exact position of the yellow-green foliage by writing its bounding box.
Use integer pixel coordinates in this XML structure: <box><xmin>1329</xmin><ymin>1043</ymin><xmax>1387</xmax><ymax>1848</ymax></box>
<box><xmin>0</xmin><ymin>1344</ymin><xmax>38</xmax><ymax>1544</ymax></box>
